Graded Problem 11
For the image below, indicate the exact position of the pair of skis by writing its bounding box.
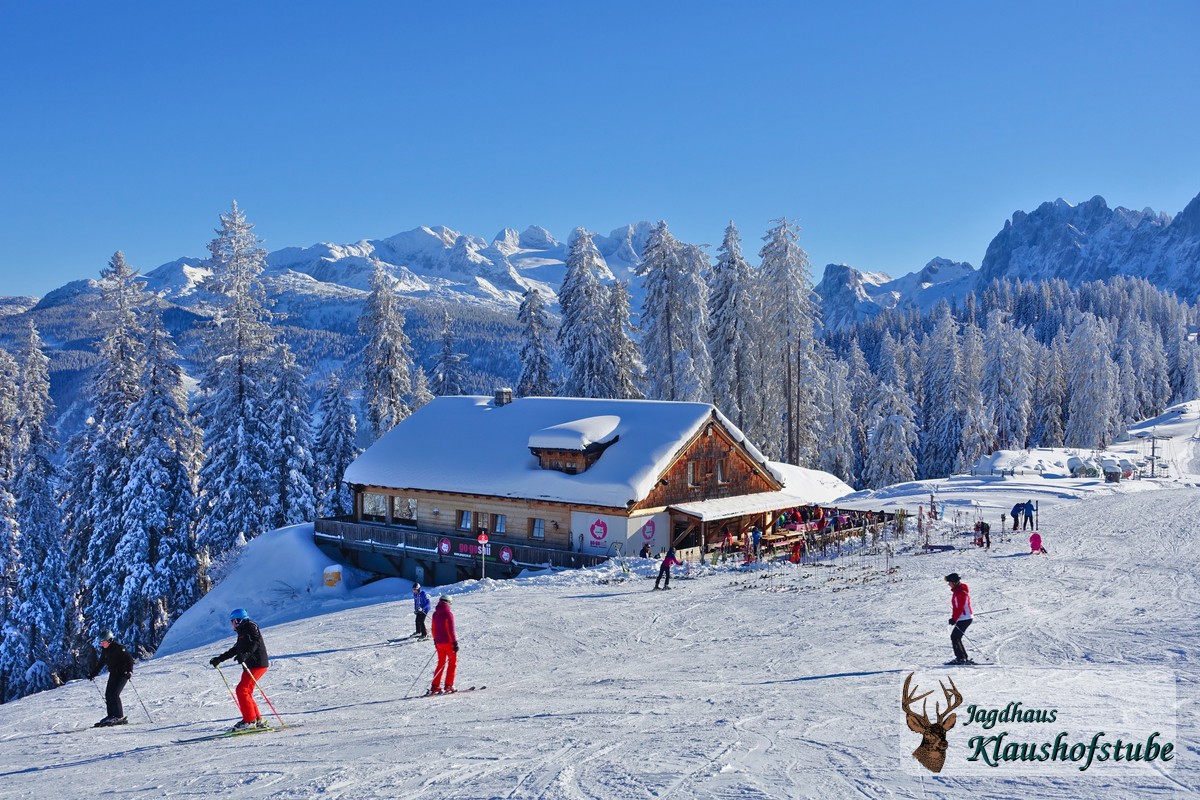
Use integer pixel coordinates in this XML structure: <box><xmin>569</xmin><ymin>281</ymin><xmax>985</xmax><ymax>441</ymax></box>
<box><xmin>173</xmin><ymin>723</ymin><xmax>302</xmax><ymax>744</ymax></box>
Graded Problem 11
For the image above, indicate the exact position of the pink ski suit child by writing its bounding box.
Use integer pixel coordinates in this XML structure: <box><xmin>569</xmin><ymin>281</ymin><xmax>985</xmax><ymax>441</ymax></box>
<box><xmin>1029</xmin><ymin>532</ymin><xmax>1047</xmax><ymax>555</ymax></box>
<box><xmin>654</xmin><ymin>550</ymin><xmax>682</xmax><ymax>590</ymax></box>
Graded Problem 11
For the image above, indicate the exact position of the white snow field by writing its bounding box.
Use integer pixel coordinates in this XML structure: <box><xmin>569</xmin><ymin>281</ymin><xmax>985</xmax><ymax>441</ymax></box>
<box><xmin>2</xmin><ymin>406</ymin><xmax>1199</xmax><ymax>798</ymax></box>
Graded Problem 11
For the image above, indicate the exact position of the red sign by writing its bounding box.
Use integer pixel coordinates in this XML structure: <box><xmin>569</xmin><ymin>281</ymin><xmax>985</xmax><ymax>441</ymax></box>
<box><xmin>438</xmin><ymin>538</ymin><xmax>451</xmax><ymax>555</ymax></box>
<box><xmin>641</xmin><ymin>520</ymin><xmax>656</xmax><ymax>541</ymax></box>
<box><xmin>500</xmin><ymin>546</ymin><xmax>513</xmax><ymax>564</ymax></box>
<box><xmin>589</xmin><ymin>519</ymin><xmax>608</xmax><ymax>542</ymax></box>
<box><xmin>477</xmin><ymin>533</ymin><xmax>490</xmax><ymax>545</ymax></box>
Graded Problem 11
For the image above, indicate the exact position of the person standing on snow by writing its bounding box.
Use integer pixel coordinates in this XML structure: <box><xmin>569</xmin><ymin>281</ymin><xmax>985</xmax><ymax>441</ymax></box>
<box><xmin>1010</xmin><ymin>502</ymin><xmax>1023</xmax><ymax>531</ymax></box>
<box><xmin>88</xmin><ymin>630</ymin><xmax>134</xmax><ymax>727</ymax></box>
<box><xmin>412</xmin><ymin>583</ymin><xmax>432</xmax><ymax>639</ymax></box>
<box><xmin>654</xmin><ymin>549</ymin><xmax>683</xmax><ymax>590</ymax></box>
<box><xmin>429</xmin><ymin>595</ymin><xmax>459</xmax><ymax>694</ymax></box>
<box><xmin>945</xmin><ymin>573</ymin><xmax>974</xmax><ymax>665</ymax></box>
<box><xmin>209</xmin><ymin>608</ymin><xmax>270</xmax><ymax>730</ymax></box>
<box><xmin>1023</xmin><ymin>500</ymin><xmax>1035</xmax><ymax>530</ymax></box>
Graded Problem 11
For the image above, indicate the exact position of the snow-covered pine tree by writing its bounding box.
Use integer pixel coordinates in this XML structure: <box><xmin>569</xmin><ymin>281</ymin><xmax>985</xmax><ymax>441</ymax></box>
<box><xmin>0</xmin><ymin>488</ymin><xmax>20</xmax><ymax>702</ymax></box>
<box><xmin>919</xmin><ymin>304</ymin><xmax>962</xmax><ymax>479</ymax></box>
<box><xmin>0</xmin><ymin>348</ymin><xmax>18</xmax><ymax>481</ymax></box>
<box><xmin>743</xmin><ymin>260</ymin><xmax>784</xmax><ymax>460</ymax></box>
<box><xmin>863</xmin><ymin>381</ymin><xmax>919</xmax><ymax>489</ymax></box>
<box><xmin>980</xmin><ymin>311</ymin><xmax>1032</xmax><ymax>450</ymax></box>
<box><xmin>431</xmin><ymin>310</ymin><xmax>467</xmax><ymax>396</ymax></box>
<box><xmin>815</xmin><ymin>356</ymin><xmax>855</xmax><ymax>483</ymax></box>
<box><xmin>314</xmin><ymin>373</ymin><xmax>360</xmax><ymax>517</ymax></box>
<box><xmin>114</xmin><ymin>313</ymin><xmax>201</xmax><ymax>654</ymax></box>
<box><xmin>637</xmin><ymin>222</ymin><xmax>711</xmax><ymax>402</ymax></box>
<box><xmin>558</xmin><ymin>229</ymin><xmax>611</xmax><ymax>398</ymax></box>
<box><xmin>1064</xmin><ymin>313</ymin><xmax>1119</xmax><ymax>448</ymax></box>
<box><xmin>516</xmin><ymin>288</ymin><xmax>556</xmax><ymax>398</ymax></box>
<box><xmin>4</xmin><ymin>322</ymin><xmax>67</xmax><ymax>698</ymax></box>
<box><xmin>267</xmin><ymin>343</ymin><xmax>317</xmax><ymax>529</ymax></box>
<box><xmin>196</xmin><ymin>202</ymin><xmax>278</xmax><ymax>559</ymax></box>
<box><xmin>845</xmin><ymin>339</ymin><xmax>874</xmax><ymax>488</ymax></box>
<box><xmin>759</xmin><ymin>218</ymin><xmax>820</xmax><ymax>465</ymax></box>
<box><xmin>604</xmin><ymin>281</ymin><xmax>645</xmax><ymax>399</ymax></box>
<box><xmin>955</xmin><ymin>320</ymin><xmax>992</xmax><ymax>471</ymax></box>
<box><xmin>708</xmin><ymin>222</ymin><xmax>758</xmax><ymax>428</ymax></box>
<box><xmin>78</xmin><ymin>254</ymin><xmax>151</xmax><ymax>644</ymax></box>
<box><xmin>410</xmin><ymin>364</ymin><xmax>435</xmax><ymax>411</ymax></box>
<box><xmin>359</xmin><ymin>264</ymin><xmax>414</xmax><ymax>439</ymax></box>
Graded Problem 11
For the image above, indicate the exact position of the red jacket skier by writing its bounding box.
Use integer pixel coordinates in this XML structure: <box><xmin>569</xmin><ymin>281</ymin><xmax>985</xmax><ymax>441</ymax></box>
<box><xmin>945</xmin><ymin>573</ymin><xmax>974</xmax><ymax>665</ymax></box>
<box><xmin>430</xmin><ymin>596</ymin><xmax>458</xmax><ymax>694</ymax></box>
<box><xmin>654</xmin><ymin>550</ymin><xmax>682</xmax><ymax>590</ymax></box>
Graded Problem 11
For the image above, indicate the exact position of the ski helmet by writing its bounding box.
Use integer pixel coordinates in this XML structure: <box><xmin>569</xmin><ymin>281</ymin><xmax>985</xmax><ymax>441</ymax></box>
<box><xmin>98</xmin><ymin>630</ymin><xmax>115</xmax><ymax>643</ymax></box>
<box><xmin>229</xmin><ymin>608</ymin><xmax>250</xmax><ymax>622</ymax></box>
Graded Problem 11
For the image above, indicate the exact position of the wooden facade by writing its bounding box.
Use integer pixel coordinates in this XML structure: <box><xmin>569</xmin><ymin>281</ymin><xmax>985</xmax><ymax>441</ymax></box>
<box><xmin>635</xmin><ymin>418</ymin><xmax>780</xmax><ymax>511</ymax></box>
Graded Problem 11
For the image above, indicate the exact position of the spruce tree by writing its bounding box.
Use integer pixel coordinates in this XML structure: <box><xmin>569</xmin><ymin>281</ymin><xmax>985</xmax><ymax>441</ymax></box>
<box><xmin>605</xmin><ymin>282</ymin><xmax>645</xmax><ymax>399</ymax></box>
<box><xmin>196</xmin><ymin>201</ymin><xmax>278</xmax><ymax>559</ymax></box>
<box><xmin>708</xmin><ymin>222</ymin><xmax>757</xmax><ymax>428</ymax></box>
<box><xmin>267</xmin><ymin>344</ymin><xmax>317</xmax><ymax>528</ymax></box>
<box><xmin>315</xmin><ymin>373</ymin><xmax>360</xmax><ymax>516</ymax></box>
<box><xmin>115</xmin><ymin>313</ymin><xmax>201</xmax><ymax>654</ymax></box>
<box><xmin>360</xmin><ymin>264</ymin><xmax>414</xmax><ymax>439</ymax></box>
<box><xmin>558</xmin><ymin>229</ymin><xmax>611</xmax><ymax>398</ymax></box>
<box><xmin>431</xmin><ymin>310</ymin><xmax>467</xmax><ymax>396</ymax></box>
<box><xmin>516</xmin><ymin>288</ymin><xmax>557</xmax><ymax>398</ymax></box>
<box><xmin>863</xmin><ymin>382</ymin><xmax>919</xmax><ymax>489</ymax></box>
<box><xmin>637</xmin><ymin>222</ymin><xmax>711</xmax><ymax>402</ymax></box>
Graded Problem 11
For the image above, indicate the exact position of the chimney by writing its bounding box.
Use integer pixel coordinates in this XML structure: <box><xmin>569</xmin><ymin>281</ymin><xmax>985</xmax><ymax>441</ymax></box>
<box><xmin>494</xmin><ymin>387</ymin><xmax>513</xmax><ymax>407</ymax></box>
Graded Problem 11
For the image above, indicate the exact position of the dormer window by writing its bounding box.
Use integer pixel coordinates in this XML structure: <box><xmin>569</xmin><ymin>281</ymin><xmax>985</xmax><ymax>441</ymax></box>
<box><xmin>528</xmin><ymin>415</ymin><xmax>621</xmax><ymax>475</ymax></box>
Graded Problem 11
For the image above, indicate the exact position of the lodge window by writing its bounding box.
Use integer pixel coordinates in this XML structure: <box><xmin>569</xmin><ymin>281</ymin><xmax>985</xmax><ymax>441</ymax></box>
<box><xmin>530</xmin><ymin>518</ymin><xmax>545</xmax><ymax>540</ymax></box>
<box><xmin>687</xmin><ymin>461</ymin><xmax>698</xmax><ymax>487</ymax></box>
<box><xmin>494</xmin><ymin>514</ymin><xmax>507</xmax><ymax>534</ymax></box>
<box><xmin>362</xmin><ymin>493</ymin><xmax>388</xmax><ymax>523</ymax></box>
<box><xmin>457</xmin><ymin>510</ymin><xmax>472</xmax><ymax>530</ymax></box>
<box><xmin>392</xmin><ymin>497</ymin><xmax>417</xmax><ymax>527</ymax></box>
<box><xmin>716</xmin><ymin>458</ymin><xmax>728</xmax><ymax>484</ymax></box>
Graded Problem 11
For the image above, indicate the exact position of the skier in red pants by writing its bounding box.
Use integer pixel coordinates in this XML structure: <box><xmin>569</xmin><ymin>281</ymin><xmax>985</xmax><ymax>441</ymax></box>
<box><xmin>209</xmin><ymin>608</ymin><xmax>270</xmax><ymax>730</ymax></box>
<box><xmin>430</xmin><ymin>595</ymin><xmax>459</xmax><ymax>694</ymax></box>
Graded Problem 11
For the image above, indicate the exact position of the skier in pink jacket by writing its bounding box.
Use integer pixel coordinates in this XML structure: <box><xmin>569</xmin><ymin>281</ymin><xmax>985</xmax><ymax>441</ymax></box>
<box><xmin>1029</xmin><ymin>532</ymin><xmax>1047</xmax><ymax>554</ymax></box>
<box><xmin>654</xmin><ymin>550</ymin><xmax>682</xmax><ymax>590</ymax></box>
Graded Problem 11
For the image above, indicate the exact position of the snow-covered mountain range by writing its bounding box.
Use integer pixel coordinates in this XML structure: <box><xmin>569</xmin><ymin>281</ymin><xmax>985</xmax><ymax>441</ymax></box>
<box><xmin>816</xmin><ymin>192</ymin><xmax>1200</xmax><ymax>329</ymax></box>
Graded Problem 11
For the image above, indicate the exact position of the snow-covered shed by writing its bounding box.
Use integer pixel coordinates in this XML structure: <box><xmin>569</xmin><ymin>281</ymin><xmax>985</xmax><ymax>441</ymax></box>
<box><xmin>319</xmin><ymin>395</ymin><xmax>815</xmax><ymax>583</ymax></box>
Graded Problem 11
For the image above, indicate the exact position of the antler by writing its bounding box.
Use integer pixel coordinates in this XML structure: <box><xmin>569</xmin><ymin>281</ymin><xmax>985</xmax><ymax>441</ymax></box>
<box><xmin>935</xmin><ymin>676</ymin><xmax>962</xmax><ymax>725</ymax></box>
<box><xmin>902</xmin><ymin>672</ymin><xmax>934</xmax><ymax>721</ymax></box>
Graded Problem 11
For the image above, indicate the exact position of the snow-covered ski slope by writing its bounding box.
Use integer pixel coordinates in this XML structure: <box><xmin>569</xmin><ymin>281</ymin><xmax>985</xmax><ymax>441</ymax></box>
<box><xmin>2</xmin><ymin>406</ymin><xmax>1199</xmax><ymax>798</ymax></box>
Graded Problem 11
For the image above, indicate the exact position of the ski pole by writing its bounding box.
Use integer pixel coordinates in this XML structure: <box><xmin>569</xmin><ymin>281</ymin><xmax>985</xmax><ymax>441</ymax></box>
<box><xmin>405</xmin><ymin>650</ymin><xmax>437</xmax><ymax>699</ymax></box>
<box><xmin>972</xmin><ymin>608</ymin><xmax>1011</xmax><ymax>617</ymax></box>
<box><xmin>213</xmin><ymin>663</ymin><xmax>239</xmax><ymax>706</ymax></box>
<box><xmin>241</xmin><ymin>664</ymin><xmax>286</xmax><ymax>728</ymax></box>
<box><xmin>128</xmin><ymin>677</ymin><xmax>154</xmax><ymax>723</ymax></box>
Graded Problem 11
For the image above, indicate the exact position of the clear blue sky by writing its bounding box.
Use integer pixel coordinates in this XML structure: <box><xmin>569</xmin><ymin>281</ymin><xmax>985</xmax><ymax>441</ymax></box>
<box><xmin>1</xmin><ymin>1</ymin><xmax>1197</xmax><ymax>298</ymax></box>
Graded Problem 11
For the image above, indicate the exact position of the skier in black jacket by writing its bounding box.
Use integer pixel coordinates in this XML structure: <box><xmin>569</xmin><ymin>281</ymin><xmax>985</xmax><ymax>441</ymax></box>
<box><xmin>209</xmin><ymin>608</ymin><xmax>270</xmax><ymax>730</ymax></box>
<box><xmin>88</xmin><ymin>630</ymin><xmax>134</xmax><ymax>727</ymax></box>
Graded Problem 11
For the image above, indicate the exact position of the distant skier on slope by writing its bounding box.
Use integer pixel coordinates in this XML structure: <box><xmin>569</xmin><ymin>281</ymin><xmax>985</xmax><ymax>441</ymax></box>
<box><xmin>945</xmin><ymin>573</ymin><xmax>974</xmax><ymax>665</ymax></box>
<box><xmin>429</xmin><ymin>595</ymin><xmax>459</xmax><ymax>694</ymax></box>
<box><xmin>654</xmin><ymin>549</ymin><xmax>682</xmax><ymax>590</ymax></box>
<box><xmin>209</xmin><ymin>608</ymin><xmax>270</xmax><ymax>731</ymax></box>
<box><xmin>88</xmin><ymin>630</ymin><xmax>134</xmax><ymax>727</ymax></box>
<box><xmin>1010</xmin><ymin>502</ymin><xmax>1023</xmax><ymax>531</ymax></box>
<box><xmin>412</xmin><ymin>583</ymin><xmax>432</xmax><ymax>639</ymax></box>
<box><xmin>1029</xmin><ymin>531</ymin><xmax>1048</xmax><ymax>555</ymax></box>
<box><xmin>1023</xmin><ymin>500</ymin><xmax>1035</xmax><ymax>530</ymax></box>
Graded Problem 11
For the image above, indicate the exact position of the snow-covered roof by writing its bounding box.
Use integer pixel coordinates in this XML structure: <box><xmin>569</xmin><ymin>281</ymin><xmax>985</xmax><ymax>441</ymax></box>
<box><xmin>344</xmin><ymin>396</ymin><xmax>780</xmax><ymax>508</ymax></box>
<box><xmin>670</xmin><ymin>490</ymin><xmax>814</xmax><ymax>522</ymax></box>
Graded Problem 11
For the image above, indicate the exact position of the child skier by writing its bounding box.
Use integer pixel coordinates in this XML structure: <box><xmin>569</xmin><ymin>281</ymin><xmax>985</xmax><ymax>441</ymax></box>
<box><xmin>1029</xmin><ymin>532</ymin><xmax>1048</xmax><ymax>555</ymax></box>
<box><xmin>412</xmin><ymin>583</ymin><xmax>432</xmax><ymax>639</ymax></box>
<box><xmin>654</xmin><ymin>550</ymin><xmax>682</xmax><ymax>590</ymax></box>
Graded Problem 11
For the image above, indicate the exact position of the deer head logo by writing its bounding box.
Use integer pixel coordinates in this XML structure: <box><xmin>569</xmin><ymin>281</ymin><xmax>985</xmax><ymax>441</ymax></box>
<box><xmin>902</xmin><ymin>672</ymin><xmax>962</xmax><ymax>773</ymax></box>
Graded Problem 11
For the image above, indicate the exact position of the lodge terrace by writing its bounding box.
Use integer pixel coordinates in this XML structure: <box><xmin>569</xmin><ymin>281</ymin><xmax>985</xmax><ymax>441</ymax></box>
<box><xmin>314</xmin><ymin>392</ymin><xmax>866</xmax><ymax>586</ymax></box>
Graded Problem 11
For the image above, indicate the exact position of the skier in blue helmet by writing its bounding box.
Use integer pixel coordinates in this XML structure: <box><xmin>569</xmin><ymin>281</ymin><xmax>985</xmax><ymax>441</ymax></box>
<box><xmin>209</xmin><ymin>608</ymin><xmax>270</xmax><ymax>731</ymax></box>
